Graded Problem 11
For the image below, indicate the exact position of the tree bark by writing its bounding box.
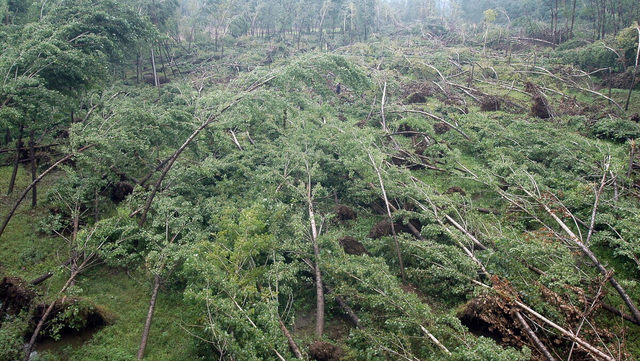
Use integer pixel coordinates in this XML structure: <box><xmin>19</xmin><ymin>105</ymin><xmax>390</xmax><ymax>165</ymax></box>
<box><xmin>137</xmin><ymin>273</ymin><xmax>161</xmax><ymax>360</ymax></box>
<box><xmin>278</xmin><ymin>317</ymin><xmax>303</xmax><ymax>359</ymax></box>
<box><xmin>0</xmin><ymin>144</ymin><xmax>96</xmax><ymax>239</ymax></box>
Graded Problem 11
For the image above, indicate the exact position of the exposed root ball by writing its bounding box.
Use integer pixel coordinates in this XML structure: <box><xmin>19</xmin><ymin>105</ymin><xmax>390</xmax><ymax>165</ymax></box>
<box><xmin>32</xmin><ymin>297</ymin><xmax>110</xmax><ymax>336</ymax></box>
<box><xmin>433</xmin><ymin>122</ymin><xmax>451</xmax><ymax>134</ymax></box>
<box><xmin>531</xmin><ymin>96</ymin><xmax>552</xmax><ymax>119</ymax></box>
<box><xmin>308</xmin><ymin>340</ymin><xmax>344</xmax><ymax>361</ymax></box>
<box><xmin>446</xmin><ymin>186</ymin><xmax>466</xmax><ymax>196</ymax></box>
<box><xmin>0</xmin><ymin>276</ymin><xmax>35</xmax><ymax>318</ymax></box>
<box><xmin>480</xmin><ymin>96</ymin><xmax>501</xmax><ymax>111</ymax></box>
<box><xmin>338</xmin><ymin>236</ymin><xmax>370</xmax><ymax>256</ymax></box>
<box><xmin>335</xmin><ymin>205</ymin><xmax>357</xmax><ymax>221</ymax></box>
<box><xmin>368</xmin><ymin>218</ymin><xmax>422</xmax><ymax>239</ymax></box>
<box><xmin>110</xmin><ymin>181</ymin><xmax>134</xmax><ymax>203</ymax></box>
<box><xmin>459</xmin><ymin>294</ymin><xmax>524</xmax><ymax>347</ymax></box>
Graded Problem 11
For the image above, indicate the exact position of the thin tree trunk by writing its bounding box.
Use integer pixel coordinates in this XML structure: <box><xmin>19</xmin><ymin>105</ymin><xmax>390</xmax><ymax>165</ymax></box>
<box><xmin>0</xmin><ymin>144</ymin><xmax>96</xmax><ymax>239</ymax></box>
<box><xmin>150</xmin><ymin>48</ymin><xmax>158</xmax><ymax>87</ymax></box>
<box><xmin>380</xmin><ymin>82</ymin><xmax>387</xmax><ymax>131</ymax></box>
<box><xmin>368</xmin><ymin>152</ymin><xmax>406</xmax><ymax>283</ymax></box>
<box><xmin>306</xmin><ymin>175</ymin><xmax>325</xmax><ymax>339</ymax></box>
<box><xmin>8</xmin><ymin>123</ymin><xmax>23</xmax><ymax>195</ymax></box>
<box><xmin>137</xmin><ymin>273</ymin><xmax>161</xmax><ymax>360</ymax></box>
<box><xmin>278</xmin><ymin>317</ymin><xmax>303</xmax><ymax>359</ymax></box>
<box><xmin>420</xmin><ymin>325</ymin><xmax>451</xmax><ymax>355</ymax></box>
<box><xmin>29</xmin><ymin>128</ymin><xmax>36</xmax><ymax>207</ymax></box>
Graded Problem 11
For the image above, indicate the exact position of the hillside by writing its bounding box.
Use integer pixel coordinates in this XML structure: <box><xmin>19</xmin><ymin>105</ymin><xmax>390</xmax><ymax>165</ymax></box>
<box><xmin>1</xmin><ymin>1</ymin><xmax>640</xmax><ymax>360</ymax></box>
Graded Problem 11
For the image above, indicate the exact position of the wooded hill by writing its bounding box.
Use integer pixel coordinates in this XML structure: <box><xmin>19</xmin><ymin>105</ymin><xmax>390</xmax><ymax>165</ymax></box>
<box><xmin>1</xmin><ymin>1</ymin><xmax>640</xmax><ymax>360</ymax></box>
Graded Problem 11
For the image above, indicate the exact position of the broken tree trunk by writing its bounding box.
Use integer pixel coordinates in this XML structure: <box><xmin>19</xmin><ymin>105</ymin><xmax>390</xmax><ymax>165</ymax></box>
<box><xmin>325</xmin><ymin>285</ymin><xmax>363</xmax><ymax>329</ymax></box>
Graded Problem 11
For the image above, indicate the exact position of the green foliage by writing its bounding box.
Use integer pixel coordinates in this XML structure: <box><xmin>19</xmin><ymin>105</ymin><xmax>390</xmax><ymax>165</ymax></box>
<box><xmin>0</xmin><ymin>312</ymin><xmax>29</xmax><ymax>361</ymax></box>
<box><xmin>590</xmin><ymin>117</ymin><xmax>640</xmax><ymax>141</ymax></box>
<box><xmin>557</xmin><ymin>41</ymin><xmax>619</xmax><ymax>71</ymax></box>
<box><xmin>450</xmin><ymin>337</ymin><xmax>530</xmax><ymax>360</ymax></box>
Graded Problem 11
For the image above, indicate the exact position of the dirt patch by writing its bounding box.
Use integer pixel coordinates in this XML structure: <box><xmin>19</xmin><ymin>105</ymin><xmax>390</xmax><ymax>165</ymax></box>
<box><xmin>338</xmin><ymin>237</ymin><xmax>370</xmax><ymax>256</ymax></box>
<box><xmin>406</xmin><ymin>92</ymin><xmax>427</xmax><ymax>104</ymax></box>
<box><xmin>308</xmin><ymin>340</ymin><xmax>344</xmax><ymax>361</ymax></box>
<box><xmin>401</xmin><ymin>82</ymin><xmax>437</xmax><ymax>103</ymax></box>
